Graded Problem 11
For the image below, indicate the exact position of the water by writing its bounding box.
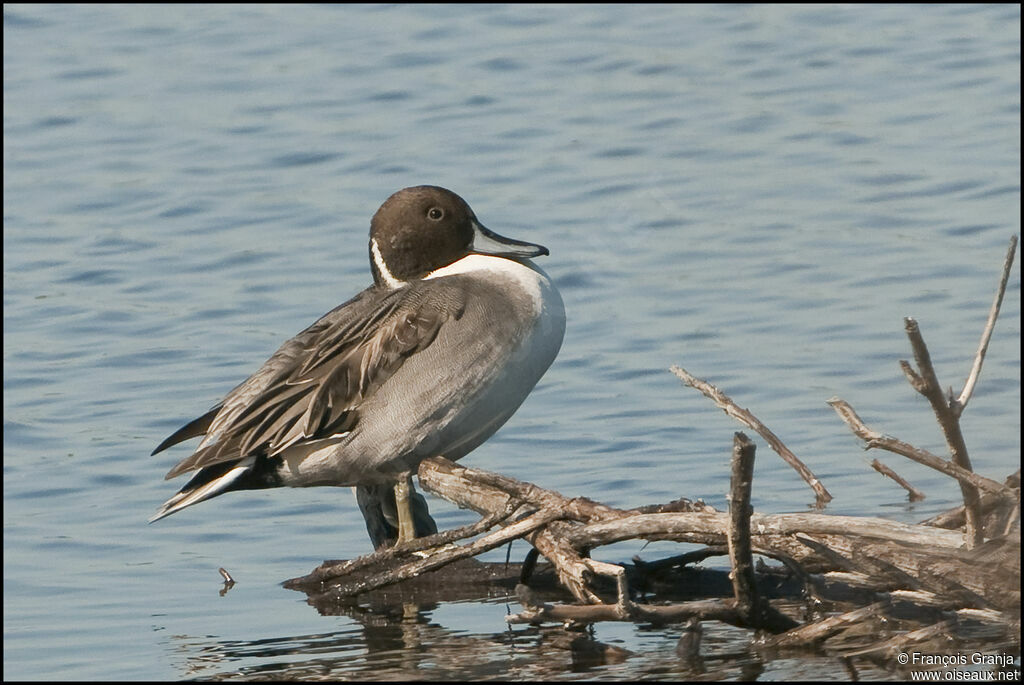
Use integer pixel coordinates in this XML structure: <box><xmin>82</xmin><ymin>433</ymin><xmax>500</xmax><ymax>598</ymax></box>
<box><xmin>4</xmin><ymin>4</ymin><xmax>1019</xmax><ymax>680</ymax></box>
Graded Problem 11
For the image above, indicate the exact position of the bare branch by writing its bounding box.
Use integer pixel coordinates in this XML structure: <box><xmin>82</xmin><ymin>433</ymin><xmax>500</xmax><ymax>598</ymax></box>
<box><xmin>870</xmin><ymin>459</ymin><xmax>926</xmax><ymax>501</ymax></box>
<box><xmin>670</xmin><ymin>365</ymin><xmax>832</xmax><ymax>504</ymax></box>
<box><xmin>827</xmin><ymin>398</ymin><xmax>1012</xmax><ymax>497</ymax></box>
<box><xmin>899</xmin><ymin>360</ymin><xmax>926</xmax><ymax>392</ymax></box>
<box><xmin>957</xmin><ymin>235</ymin><xmax>1018</xmax><ymax>414</ymax></box>
<box><xmin>902</xmin><ymin>318</ymin><xmax>983</xmax><ymax>546</ymax></box>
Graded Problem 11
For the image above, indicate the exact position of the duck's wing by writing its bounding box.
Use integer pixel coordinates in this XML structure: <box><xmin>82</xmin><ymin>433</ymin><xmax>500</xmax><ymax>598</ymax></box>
<box><xmin>156</xmin><ymin>283</ymin><xmax>467</xmax><ymax>480</ymax></box>
<box><xmin>151</xmin><ymin>406</ymin><xmax>219</xmax><ymax>455</ymax></box>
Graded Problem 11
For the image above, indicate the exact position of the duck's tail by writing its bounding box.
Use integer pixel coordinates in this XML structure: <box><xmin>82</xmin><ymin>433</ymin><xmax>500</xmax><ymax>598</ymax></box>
<box><xmin>148</xmin><ymin>456</ymin><xmax>256</xmax><ymax>523</ymax></box>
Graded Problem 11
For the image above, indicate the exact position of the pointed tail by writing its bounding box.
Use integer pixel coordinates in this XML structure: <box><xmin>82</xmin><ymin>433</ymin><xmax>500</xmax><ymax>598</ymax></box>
<box><xmin>149</xmin><ymin>456</ymin><xmax>255</xmax><ymax>523</ymax></box>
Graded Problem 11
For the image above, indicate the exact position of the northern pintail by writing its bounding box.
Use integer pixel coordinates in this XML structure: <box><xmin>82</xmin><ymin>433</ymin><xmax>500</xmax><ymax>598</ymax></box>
<box><xmin>151</xmin><ymin>185</ymin><xmax>565</xmax><ymax>547</ymax></box>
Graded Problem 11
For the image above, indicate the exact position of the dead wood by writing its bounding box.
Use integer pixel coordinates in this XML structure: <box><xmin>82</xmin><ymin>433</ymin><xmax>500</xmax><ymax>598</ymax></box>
<box><xmin>921</xmin><ymin>470</ymin><xmax>1020</xmax><ymax>536</ymax></box>
<box><xmin>285</xmin><ymin>236</ymin><xmax>1019</xmax><ymax>669</ymax></box>
<box><xmin>870</xmin><ymin>459</ymin><xmax>926</xmax><ymax>501</ymax></box>
<box><xmin>827</xmin><ymin>398</ymin><xmax>1012</xmax><ymax>498</ymax></box>
<box><xmin>288</xmin><ymin>453</ymin><xmax>1018</xmax><ymax>607</ymax></box>
<box><xmin>901</xmin><ymin>316</ymin><xmax>984</xmax><ymax>546</ymax></box>
<box><xmin>830</xmin><ymin>235</ymin><xmax>1019</xmax><ymax>548</ymax></box>
<box><xmin>669</xmin><ymin>365</ymin><xmax>832</xmax><ymax>505</ymax></box>
<box><xmin>726</xmin><ymin>433</ymin><xmax>800</xmax><ymax>632</ymax></box>
<box><xmin>956</xmin><ymin>235</ymin><xmax>1018</xmax><ymax>415</ymax></box>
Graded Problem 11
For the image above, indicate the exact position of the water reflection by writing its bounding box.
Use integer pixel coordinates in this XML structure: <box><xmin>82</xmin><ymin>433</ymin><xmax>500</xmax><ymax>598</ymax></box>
<box><xmin>160</xmin><ymin>600</ymin><xmax>879</xmax><ymax>680</ymax></box>
<box><xmin>155</xmin><ymin>560</ymin><xmax>895</xmax><ymax>680</ymax></box>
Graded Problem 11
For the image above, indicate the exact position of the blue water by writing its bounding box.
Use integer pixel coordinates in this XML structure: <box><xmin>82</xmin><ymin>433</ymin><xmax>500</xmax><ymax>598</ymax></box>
<box><xmin>4</xmin><ymin>4</ymin><xmax>1020</xmax><ymax>680</ymax></box>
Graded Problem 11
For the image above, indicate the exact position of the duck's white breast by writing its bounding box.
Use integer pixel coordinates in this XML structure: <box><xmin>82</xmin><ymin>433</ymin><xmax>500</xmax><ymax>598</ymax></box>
<box><xmin>420</xmin><ymin>253</ymin><xmax>565</xmax><ymax>460</ymax></box>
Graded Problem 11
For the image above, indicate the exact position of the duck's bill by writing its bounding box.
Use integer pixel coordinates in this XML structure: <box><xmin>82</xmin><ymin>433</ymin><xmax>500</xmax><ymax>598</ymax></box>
<box><xmin>471</xmin><ymin>220</ymin><xmax>549</xmax><ymax>258</ymax></box>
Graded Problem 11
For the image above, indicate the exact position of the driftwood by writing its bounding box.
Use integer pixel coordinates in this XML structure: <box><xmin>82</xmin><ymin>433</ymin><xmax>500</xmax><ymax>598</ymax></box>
<box><xmin>286</xmin><ymin>236</ymin><xmax>1020</xmax><ymax>671</ymax></box>
<box><xmin>668</xmin><ymin>366</ymin><xmax>833</xmax><ymax>506</ymax></box>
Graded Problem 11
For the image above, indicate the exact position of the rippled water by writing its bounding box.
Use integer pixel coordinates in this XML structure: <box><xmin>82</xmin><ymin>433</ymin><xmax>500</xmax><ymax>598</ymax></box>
<box><xmin>4</xmin><ymin>4</ymin><xmax>1020</xmax><ymax>680</ymax></box>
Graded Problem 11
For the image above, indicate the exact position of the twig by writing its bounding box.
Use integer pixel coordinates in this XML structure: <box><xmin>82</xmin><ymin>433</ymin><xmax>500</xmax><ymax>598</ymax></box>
<box><xmin>1001</xmin><ymin>499</ymin><xmax>1020</xmax><ymax>538</ymax></box>
<box><xmin>670</xmin><ymin>365</ymin><xmax>832</xmax><ymax>505</ymax></box>
<box><xmin>954</xmin><ymin>608</ymin><xmax>1012</xmax><ymax>625</ymax></box>
<box><xmin>419</xmin><ymin>456</ymin><xmax>989</xmax><ymax>604</ymax></box>
<box><xmin>902</xmin><ymin>317</ymin><xmax>982</xmax><ymax>546</ymax></box>
<box><xmin>218</xmin><ymin>567</ymin><xmax>236</xmax><ymax>597</ymax></box>
<box><xmin>956</xmin><ymin>235</ymin><xmax>1018</xmax><ymax>415</ymax></box>
<box><xmin>870</xmin><ymin>459</ymin><xmax>926</xmax><ymax>501</ymax></box>
<box><xmin>416</xmin><ymin>457</ymin><xmax>633</xmax><ymax>604</ymax></box>
<box><xmin>421</xmin><ymin>456</ymin><xmax>625</xmax><ymax>521</ymax></box>
<box><xmin>827</xmin><ymin>398</ymin><xmax>1012</xmax><ymax>497</ymax></box>
<box><xmin>511</xmin><ymin>575</ymin><xmax>795</xmax><ymax>631</ymax></box>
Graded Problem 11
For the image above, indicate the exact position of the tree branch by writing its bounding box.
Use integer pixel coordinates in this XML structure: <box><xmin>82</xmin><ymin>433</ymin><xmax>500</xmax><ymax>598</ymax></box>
<box><xmin>902</xmin><ymin>317</ymin><xmax>983</xmax><ymax>546</ymax></box>
<box><xmin>956</xmin><ymin>235</ymin><xmax>1017</xmax><ymax>414</ymax></box>
<box><xmin>670</xmin><ymin>365</ymin><xmax>832</xmax><ymax>505</ymax></box>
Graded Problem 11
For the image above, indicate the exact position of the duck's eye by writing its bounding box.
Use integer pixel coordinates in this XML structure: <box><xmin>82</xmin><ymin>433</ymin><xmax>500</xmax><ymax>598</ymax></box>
<box><xmin>427</xmin><ymin>207</ymin><xmax>444</xmax><ymax>221</ymax></box>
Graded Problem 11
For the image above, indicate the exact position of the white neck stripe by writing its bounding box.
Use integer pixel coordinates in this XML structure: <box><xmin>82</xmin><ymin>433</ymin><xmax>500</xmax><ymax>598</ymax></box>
<box><xmin>371</xmin><ymin>238</ymin><xmax>404</xmax><ymax>289</ymax></box>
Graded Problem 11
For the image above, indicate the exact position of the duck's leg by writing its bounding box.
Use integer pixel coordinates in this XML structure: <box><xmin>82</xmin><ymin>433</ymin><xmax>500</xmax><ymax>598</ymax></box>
<box><xmin>355</xmin><ymin>485</ymin><xmax>396</xmax><ymax>550</ymax></box>
<box><xmin>355</xmin><ymin>479</ymin><xmax>437</xmax><ymax>550</ymax></box>
<box><xmin>394</xmin><ymin>472</ymin><xmax>417</xmax><ymax>545</ymax></box>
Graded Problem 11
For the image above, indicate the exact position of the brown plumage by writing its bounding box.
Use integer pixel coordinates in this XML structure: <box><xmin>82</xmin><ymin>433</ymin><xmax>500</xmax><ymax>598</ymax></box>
<box><xmin>154</xmin><ymin>284</ymin><xmax>468</xmax><ymax>480</ymax></box>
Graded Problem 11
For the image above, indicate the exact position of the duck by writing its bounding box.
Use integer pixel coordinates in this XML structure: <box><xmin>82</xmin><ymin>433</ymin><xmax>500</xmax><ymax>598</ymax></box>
<box><xmin>150</xmin><ymin>185</ymin><xmax>565</xmax><ymax>548</ymax></box>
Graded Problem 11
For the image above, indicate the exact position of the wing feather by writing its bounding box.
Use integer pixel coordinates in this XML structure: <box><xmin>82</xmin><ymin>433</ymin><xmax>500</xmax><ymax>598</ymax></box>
<box><xmin>160</xmin><ymin>284</ymin><xmax>466</xmax><ymax>480</ymax></box>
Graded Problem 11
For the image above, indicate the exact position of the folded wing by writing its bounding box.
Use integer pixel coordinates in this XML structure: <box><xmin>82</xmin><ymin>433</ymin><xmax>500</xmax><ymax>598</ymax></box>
<box><xmin>155</xmin><ymin>285</ymin><xmax>467</xmax><ymax>480</ymax></box>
